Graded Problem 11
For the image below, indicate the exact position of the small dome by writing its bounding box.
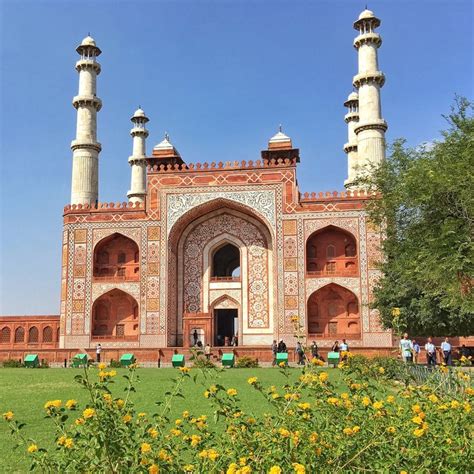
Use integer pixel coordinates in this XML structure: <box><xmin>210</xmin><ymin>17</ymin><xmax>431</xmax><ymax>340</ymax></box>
<box><xmin>347</xmin><ymin>92</ymin><xmax>359</xmax><ymax>101</ymax></box>
<box><xmin>81</xmin><ymin>35</ymin><xmax>96</xmax><ymax>47</ymax></box>
<box><xmin>358</xmin><ymin>9</ymin><xmax>375</xmax><ymax>20</ymax></box>
<box><xmin>153</xmin><ymin>134</ymin><xmax>174</xmax><ymax>151</ymax></box>
<box><xmin>269</xmin><ymin>130</ymin><xmax>291</xmax><ymax>143</ymax></box>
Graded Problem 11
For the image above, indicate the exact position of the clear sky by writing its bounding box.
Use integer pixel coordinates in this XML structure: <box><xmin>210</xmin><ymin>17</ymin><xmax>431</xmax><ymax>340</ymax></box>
<box><xmin>0</xmin><ymin>0</ymin><xmax>472</xmax><ymax>315</ymax></box>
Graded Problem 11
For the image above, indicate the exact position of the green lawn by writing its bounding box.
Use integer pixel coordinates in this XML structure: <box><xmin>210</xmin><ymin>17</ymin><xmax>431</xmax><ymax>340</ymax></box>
<box><xmin>0</xmin><ymin>367</ymin><xmax>343</xmax><ymax>473</ymax></box>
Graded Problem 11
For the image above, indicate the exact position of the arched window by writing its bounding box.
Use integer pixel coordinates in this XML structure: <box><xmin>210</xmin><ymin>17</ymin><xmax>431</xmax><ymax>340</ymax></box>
<box><xmin>308</xmin><ymin>245</ymin><xmax>317</xmax><ymax>258</ymax></box>
<box><xmin>326</xmin><ymin>245</ymin><xmax>335</xmax><ymax>258</ymax></box>
<box><xmin>43</xmin><ymin>326</ymin><xmax>53</xmax><ymax>343</ymax></box>
<box><xmin>97</xmin><ymin>251</ymin><xmax>109</xmax><ymax>264</ymax></box>
<box><xmin>15</xmin><ymin>327</ymin><xmax>24</xmax><ymax>343</ymax></box>
<box><xmin>28</xmin><ymin>326</ymin><xmax>39</xmax><ymax>343</ymax></box>
<box><xmin>1</xmin><ymin>327</ymin><xmax>11</xmax><ymax>344</ymax></box>
<box><xmin>118</xmin><ymin>252</ymin><xmax>126</xmax><ymax>264</ymax></box>
<box><xmin>212</xmin><ymin>243</ymin><xmax>240</xmax><ymax>279</ymax></box>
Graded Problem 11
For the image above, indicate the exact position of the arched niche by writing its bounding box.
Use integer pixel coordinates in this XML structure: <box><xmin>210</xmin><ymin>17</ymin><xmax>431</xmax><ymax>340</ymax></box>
<box><xmin>91</xmin><ymin>289</ymin><xmax>139</xmax><ymax>340</ymax></box>
<box><xmin>211</xmin><ymin>243</ymin><xmax>241</xmax><ymax>279</ymax></box>
<box><xmin>93</xmin><ymin>233</ymin><xmax>140</xmax><ymax>281</ymax></box>
<box><xmin>307</xmin><ymin>283</ymin><xmax>360</xmax><ymax>339</ymax></box>
<box><xmin>306</xmin><ymin>226</ymin><xmax>358</xmax><ymax>276</ymax></box>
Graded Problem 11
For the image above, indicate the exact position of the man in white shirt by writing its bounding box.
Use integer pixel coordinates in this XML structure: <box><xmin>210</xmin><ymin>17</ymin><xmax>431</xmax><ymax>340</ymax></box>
<box><xmin>399</xmin><ymin>333</ymin><xmax>413</xmax><ymax>363</ymax></box>
<box><xmin>96</xmin><ymin>343</ymin><xmax>102</xmax><ymax>363</ymax></box>
<box><xmin>424</xmin><ymin>337</ymin><xmax>437</xmax><ymax>366</ymax></box>
<box><xmin>440</xmin><ymin>337</ymin><xmax>452</xmax><ymax>366</ymax></box>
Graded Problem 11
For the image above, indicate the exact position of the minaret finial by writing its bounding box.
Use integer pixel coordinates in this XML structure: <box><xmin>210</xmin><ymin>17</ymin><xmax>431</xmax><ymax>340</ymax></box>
<box><xmin>165</xmin><ymin>131</ymin><xmax>169</xmax><ymax>141</ymax></box>
<box><xmin>279</xmin><ymin>124</ymin><xmax>282</xmax><ymax>133</ymax></box>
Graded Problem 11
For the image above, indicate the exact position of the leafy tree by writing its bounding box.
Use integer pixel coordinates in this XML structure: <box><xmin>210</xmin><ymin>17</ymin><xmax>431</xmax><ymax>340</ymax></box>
<box><xmin>360</xmin><ymin>98</ymin><xmax>473</xmax><ymax>336</ymax></box>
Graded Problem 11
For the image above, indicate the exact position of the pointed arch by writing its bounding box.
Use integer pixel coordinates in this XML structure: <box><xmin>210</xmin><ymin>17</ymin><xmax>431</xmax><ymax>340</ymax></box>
<box><xmin>0</xmin><ymin>327</ymin><xmax>11</xmax><ymax>344</ymax></box>
<box><xmin>307</xmin><ymin>283</ymin><xmax>360</xmax><ymax>339</ymax></box>
<box><xmin>14</xmin><ymin>327</ymin><xmax>25</xmax><ymax>343</ymax></box>
<box><xmin>93</xmin><ymin>233</ymin><xmax>140</xmax><ymax>281</ymax></box>
<box><xmin>306</xmin><ymin>225</ymin><xmax>358</xmax><ymax>276</ymax></box>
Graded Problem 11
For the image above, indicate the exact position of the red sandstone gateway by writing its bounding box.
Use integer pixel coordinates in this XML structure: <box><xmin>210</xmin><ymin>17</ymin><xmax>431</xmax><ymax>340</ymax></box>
<box><xmin>6</xmin><ymin>9</ymin><xmax>471</xmax><ymax>364</ymax></box>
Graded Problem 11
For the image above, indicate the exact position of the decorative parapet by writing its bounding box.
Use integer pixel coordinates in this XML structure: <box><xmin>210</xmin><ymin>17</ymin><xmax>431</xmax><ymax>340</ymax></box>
<box><xmin>147</xmin><ymin>157</ymin><xmax>297</xmax><ymax>173</ymax></box>
<box><xmin>64</xmin><ymin>201</ymin><xmax>145</xmax><ymax>214</ymax></box>
<box><xmin>299</xmin><ymin>189</ymin><xmax>375</xmax><ymax>202</ymax></box>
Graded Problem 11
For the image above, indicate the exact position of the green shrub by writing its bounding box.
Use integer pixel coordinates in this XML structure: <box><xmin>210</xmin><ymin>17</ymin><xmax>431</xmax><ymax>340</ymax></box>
<box><xmin>2</xmin><ymin>359</ymin><xmax>23</xmax><ymax>368</ymax></box>
<box><xmin>235</xmin><ymin>356</ymin><xmax>259</xmax><ymax>368</ymax></box>
<box><xmin>191</xmin><ymin>356</ymin><xmax>216</xmax><ymax>368</ymax></box>
<box><xmin>108</xmin><ymin>359</ymin><xmax>122</xmax><ymax>368</ymax></box>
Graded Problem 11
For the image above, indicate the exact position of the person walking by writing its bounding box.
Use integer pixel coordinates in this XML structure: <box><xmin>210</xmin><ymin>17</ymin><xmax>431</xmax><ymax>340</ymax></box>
<box><xmin>399</xmin><ymin>333</ymin><xmax>413</xmax><ymax>363</ymax></box>
<box><xmin>271</xmin><ymin>340</ymin><xmax>278</xmax><ymax>366</ymax></box>
<box><xmin>310</xmin><ymin>341</ymin><xmax>319</xmax><ymax>360</ymax></box>
<box><xmin>204</xmin><ymin>343</ymin><xmax>211</xmax><ymax>360</ymax></box>
<box><xmin>340</xmin><ymin>339</ymin><xmax>349</xmax><ymax>352</ymax></box>
<box><xmin>425</xmin><ymin>337</ymin><xmax>437</xmax><ymax>367</ymax></box>
<box><xmin>331</xmin><ymin>340</ymin><xmax>340</xmax><ymax>352</ymax></box>
<box><xmin>441</xmin><ymin>337</ymin><xmax>452</xmax><ymax>366</ymax></box>
<box><xmin>295</xmin><ymin>341</ymin><xmax>305</xmax><ymax>365</ymax></box>
<box><xmin>412</xmin><ymin>339</ymin><xmax>421</xmax><ymax>364</ymax></box>
<box><xmin>96</xmin><ymin>343</ymin><xmax>102</xmax><ymax>363</ymax></box>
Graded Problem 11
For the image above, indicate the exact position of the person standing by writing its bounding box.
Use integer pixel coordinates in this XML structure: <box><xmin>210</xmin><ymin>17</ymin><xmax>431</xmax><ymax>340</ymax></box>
<box><xmin>441</xmin><ymin>337</ymin><xmax>452</xmax><ymax>366</ymax></box>
<box><xmin>412</xmin><ymin>339</ymin><xmax>421</xmax><ymax>364</ymax></box>
<box><xmin>331</xmin><ymin>340</ymin><xmax>340</xmax><ymax>352</ymax></box>
<box><xmin>231</xmin><ymin>335</ymin><xmax>238</xmax><ymax>347</ymax></box>
<box><xmin>425</xmin><ymin>337</ymin><xmax>437</xmax><ymax>366</ymax></box>
<box><xmin>295</xmin><ymin>341</ymin><xmax>305</xmax><ymax>365</ymax></box>
<box><xmin>192</xmin><ymin>329</ymin><xmax>198</xmax><ymax>347</ymax></box>
<box><xmin>204</xmin><ymin>343</ymin><xmax>211</xmax><ymax>360</ymax></box>
<box><xmin>271</xmin><ymin>340</ymin><xmax>278</xmax><ymax>366</ymax></box>
<box><xmin>277</xmin><ymin>339</ymin><xmax>287</xmax><ymax>353</ymax></box>
<box><xmin>96</xmin><ymin>343</ymin><xmax>102</xmax><ymax>363</ymax></box>
<box><xmin>310</xmin><ymin>341</ymin><xmax>319</xmax><ymax>360</ymax></box>
<box><xmin>399</xmin><ymin>333</ymin><xmax>413</xmax><ymax>363</ymax></box>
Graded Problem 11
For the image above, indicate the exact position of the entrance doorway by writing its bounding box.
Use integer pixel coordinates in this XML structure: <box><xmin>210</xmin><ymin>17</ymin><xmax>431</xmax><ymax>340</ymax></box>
<box><xmin>214</xmin><ymin>309</ymin><xmax>238</xmax><ymax>346</ymax></box>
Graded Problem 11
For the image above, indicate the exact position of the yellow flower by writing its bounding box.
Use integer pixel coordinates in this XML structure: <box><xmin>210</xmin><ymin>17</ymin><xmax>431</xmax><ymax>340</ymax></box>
<box><xmin>108</xmin><ymin>370</ymin><xmax>117</xmax><ymax>377</ymax></box>
<box><xmin>241</xmin><ymin>467</ymin><xmax>252</xmax><ymax>474</ymax></box>
<box><xmin>450</xmin><ymin>400</ymin><xmax>460</xmax><ymax>409</ymax></box>
<box><xmin>309</xmin><ymin>432</ymin><xmax>319</xmax><ymax>443</ymax></box>
<box><xmin>387</xmin><ymin>426</ymin><xmax>396</xmax><ymax>434</ymax></box>
<box><xmin>362</xmin><ymin>396</ymin><xmax>371</xmax><ymax>407</ymax></box>
<box><xmin>65</xmin><ymin>399</ymin><xmax>77</xmax><ymax>410</ymax></box>
<box><xmin>227</xmin><ymin>463</ymin><xmax>239</xmax><ymax>474</ymax></box>
<box><xmin>378</xmin><ymin>367</ymin><xmax>385</xmax><ymax>374</ymax></box>
<box><xmin>465</xmin><ymin>387</ymin><xmax>474</xmax><ymax>396</ymax></box>
<box><xmin>412</xmin><ymin>404</ymin><xmax>421</xmax><ymax>413</ymax></box>
<box><xmin>141</xmin><ymin>442</ymin><xmax>152</xmax><ymax>454</ymax></box>
<box><xmin>3</xmin><ymin>411</ymin><xmax>14</xmax><ymax>421</ymax></box>
<box><xmin>190</xmin><ymin>434</ymin><xmax>201</xmax><ymax>447</ymax></box>
<box><xmin>278</xmin><ymin>428</ymin><xmax>290</xmax><ymax>437</ymax></box>
<box><xmin>204</xmin><ymin>390</ymin><xmax>210</xmax><ymax>398</ymax></box>
<box><xmin>311</xmin><ymin>357</ymin><xmax>324</xmax><ymax>366</ymax></box>
<box><xmin>464</xmin><ymin>402</ymin><xmax>471</xmax><ymax>413</ymax></box>
<box><xmin>158</xmin><ymin>449</ymin><xmax>172</xmax><ymax>462</ymax></box>
<box><xmin>27</xmin><ymin>444</ymin><xmax>38</xmax><ymax>453</ymax></box>
<box><xmin>386</xmin><ymin>395</ymin><xmax>395</xmax><ymax>404</ymax></box>
<box><xmin>227</xmin><ymin>388</ymin><xmax>238</xmax><ymax>397</ymax></box>
<box><xmin>343</xmin><ymin>427</ymin><xmax>354</xmax><ymax>436</ymax></box>
<box><xmin>373</xmin><ymin>401</ymin><xmax>384</xmax><ymax>410</ymax></box>
<box><xmin>148</xmin><ymin>428</ymin><xmax>158</xmax><ymax>438</ymax></box>
<box><xmin>350</xmin><ymin>383</ymin><xmax>362</xmax><ymax>390</ymax></box>
<box><xmin>247</xmin><ymin>377</ymin><xmax>258</xmax><ymax>385</ymax></box>
<box><xmin>269</xmin><ymin>467</ymin><xmax>282</xmax><ymax>474</ymax></box>
<box><xmin>64</xmin><ymin>438</ymin><xmax>74</xmax><ymax>449</ymax></box>
<box><xmin>327</xmin><ymin>397</ymin><xmax>340</xmax><ymax>406</ymax></box>
<box><xmin>400</xmin><ymin>471</ymin><xmax>408</xmax><ymax>474</ymax></box>
<box><xmin>98</xmin><ymin>362</ymin><xmax>106</xmax><ymax>370</ymax></box>
<box><xmin>175</xmin><ymin>418</ymin><xmax>182</xmax><ymax>426</ymax></box>
<box><xmin>103</xmin><ymin>393</ymin><xmax>112</xmax><ymax>404</ymax></box>
<box><xmin>82</xmin><ymin>408</ymin><xmax>95</xmax><ymax>419</ymax></box>
<box><xmin>179</xmin><ymin>367</ymin><xmax>190</xmax><ymax>373</ymax></box>
<box><xmin>271</xmin><ymin>393</ymin><xmax>280</xmax><ymax>399</ymax></box>
<box><xmin>298</xmin><ymin>402</ymin><xmax>311</xmax><ymax>411</ymax></box>
<box><xmin>116</xmin><ymin>399</ymin><xmax>125</xmax><ymax>409</ymax></box>
<box><xmin>208</xmin><ymin>449</ymin><xmax>219</xmax><ymax>461</ymax></box>
<box><xmin>148</xmin><ymin>465</ymin><xmax>159</xmax><ymax>474</ymax></box>
<box><xmin>352</xmin><ymin>425</ymin><xmax>360</xmax><ymax>433</ymax></box>
<box><xmin>293</xmin><ymin>463</ymin><xmax>305</xmax><ymax>474</ymax></box>
<box><xmin>138</xmin><ymin>412</ymin><xmax>147</xmax><ymax>418</ymax></box>
<box><xmin>413</xmin><ymin>428</ymin><xmax>425</xmax><ymax>438</ymax></box>
<box><xmin>44</xmin><ymin>400</ymin><xmax>62</xmax><ymax>410</ymax></box>
<box><xmin>182</xmin><ymin>410</ymin><xmax>190</xmax><ymax>418</ymax></box>
<box><xmin>278</xmin><ymin>361</ymin><xmax>286</xmax><ymax>368</ymax></box>
<box><xmin>412</xmin><ymin>416</ymin><xmax>423</xmax><ymax>425</ymax></box>
<box><xmin>123</xmin><ymin>414</ymin><xmax>132</xmax><ymax>423</ymax></box>
<box><xmin>428</xmin><ymin>394</ymin><xmax>439</xmax><ymax>403</ymax></box>
<box><xmin>183</xmin><ymin>465</ymin><xmax>194</xmax><ymax>473</ymax></box>
<box><xmin>57</xmin><ymin>435</ymin><xmax>67</xmax><ymax>446</ymax></box>
<box><xmin>75</xmin><ymin>418</ymin><xmax>85</xmax><ymax>425</ymax></box>
<box><xmin>340</xmin><ymin>392</ymin><xmax>349</xmax><ymax>400</ymax></box>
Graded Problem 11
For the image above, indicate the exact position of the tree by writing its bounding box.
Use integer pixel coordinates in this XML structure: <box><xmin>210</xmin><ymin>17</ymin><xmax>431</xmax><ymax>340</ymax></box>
<box><xmin>360</xmin><ymin>98</ymin><xmax>474</xmax><ymax>336</ymax></box>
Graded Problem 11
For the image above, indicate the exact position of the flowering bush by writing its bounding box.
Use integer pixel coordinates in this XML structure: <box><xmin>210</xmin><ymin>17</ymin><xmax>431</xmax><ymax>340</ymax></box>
<box><xmin>3</xmin><ymin>355</ymin><xmax>473</xmax><ymax>473</ymax></box>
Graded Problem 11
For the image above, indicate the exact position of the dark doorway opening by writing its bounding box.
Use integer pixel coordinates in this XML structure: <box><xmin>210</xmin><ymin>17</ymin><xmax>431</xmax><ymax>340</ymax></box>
<box><xmin>212</xmin><ymin>243</ymin><xmax>240</xmax><ymax>279</ymax></box>
<box><xmin>214</xmin><ymin>309</ymin><xmax>238</xmax><ymax>346</ymax></box>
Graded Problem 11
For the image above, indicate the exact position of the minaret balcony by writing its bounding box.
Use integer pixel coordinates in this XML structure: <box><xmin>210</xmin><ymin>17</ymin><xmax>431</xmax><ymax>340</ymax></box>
<box><xmin>353</xmin><ymin>32</ymin><xmax>382</xmax><ymax>49</ymax></box>
<box><xmin>72</xmin><ymin>95</ymin><xmax>102</xmax><ymax>111</ymax></box>
<box><xmin>75</xmin><ymin>59</ymin><xmax>101</xmax><ymax>73</ymax></box>
<box><xmin>344</xmin><ymin>112</ymin><xmax>359</xmax><ymax>123</ymax></box>
<box><xmin>352</xmin><ymin>71</ymin><xmax>385</xmax><ymax>88</ymax></box>
<box><xmin>354</xmin><ymin>119</ymin><xmax>388</xmax><ymax>134</ymax></box>
<box><xmin>343</xmin><ymin>142</ymin><xmax>358</xmax><ymax>153</ymax></box>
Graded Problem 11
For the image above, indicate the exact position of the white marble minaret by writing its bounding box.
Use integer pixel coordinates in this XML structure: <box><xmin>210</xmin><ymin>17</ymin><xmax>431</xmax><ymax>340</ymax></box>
<box><xmin>127</xmin><ymin>108</ymin><xmax>149</xmax><ymax>203</ymax></box>
<box><xmin>70</xmin><ymin>36</ymin><xmax>102</xmax><ymax>205</ymax></box>
<box><xmin>349</xmin><ymin>9</ymin><xmax>387</xmax><ymax>184</ymax></box>
<box><xmin>343</xmin><ymin>91</ymin><xmax>359</xmax><ymax>186</ymax></box>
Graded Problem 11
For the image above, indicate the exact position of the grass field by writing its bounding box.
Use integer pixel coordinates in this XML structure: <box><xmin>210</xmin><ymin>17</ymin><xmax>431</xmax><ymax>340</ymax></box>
<box><xmin>0</xmin><ymin>367</ymin><xmax>343</xmax><ymax>473</ymax></box>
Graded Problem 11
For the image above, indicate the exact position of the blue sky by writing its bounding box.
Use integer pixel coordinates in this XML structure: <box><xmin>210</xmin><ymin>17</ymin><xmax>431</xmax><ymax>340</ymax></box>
<box><xmin>0</xmin><ymin>0</ymin><xmax>472</xmax><ymax>314</ymax></box>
